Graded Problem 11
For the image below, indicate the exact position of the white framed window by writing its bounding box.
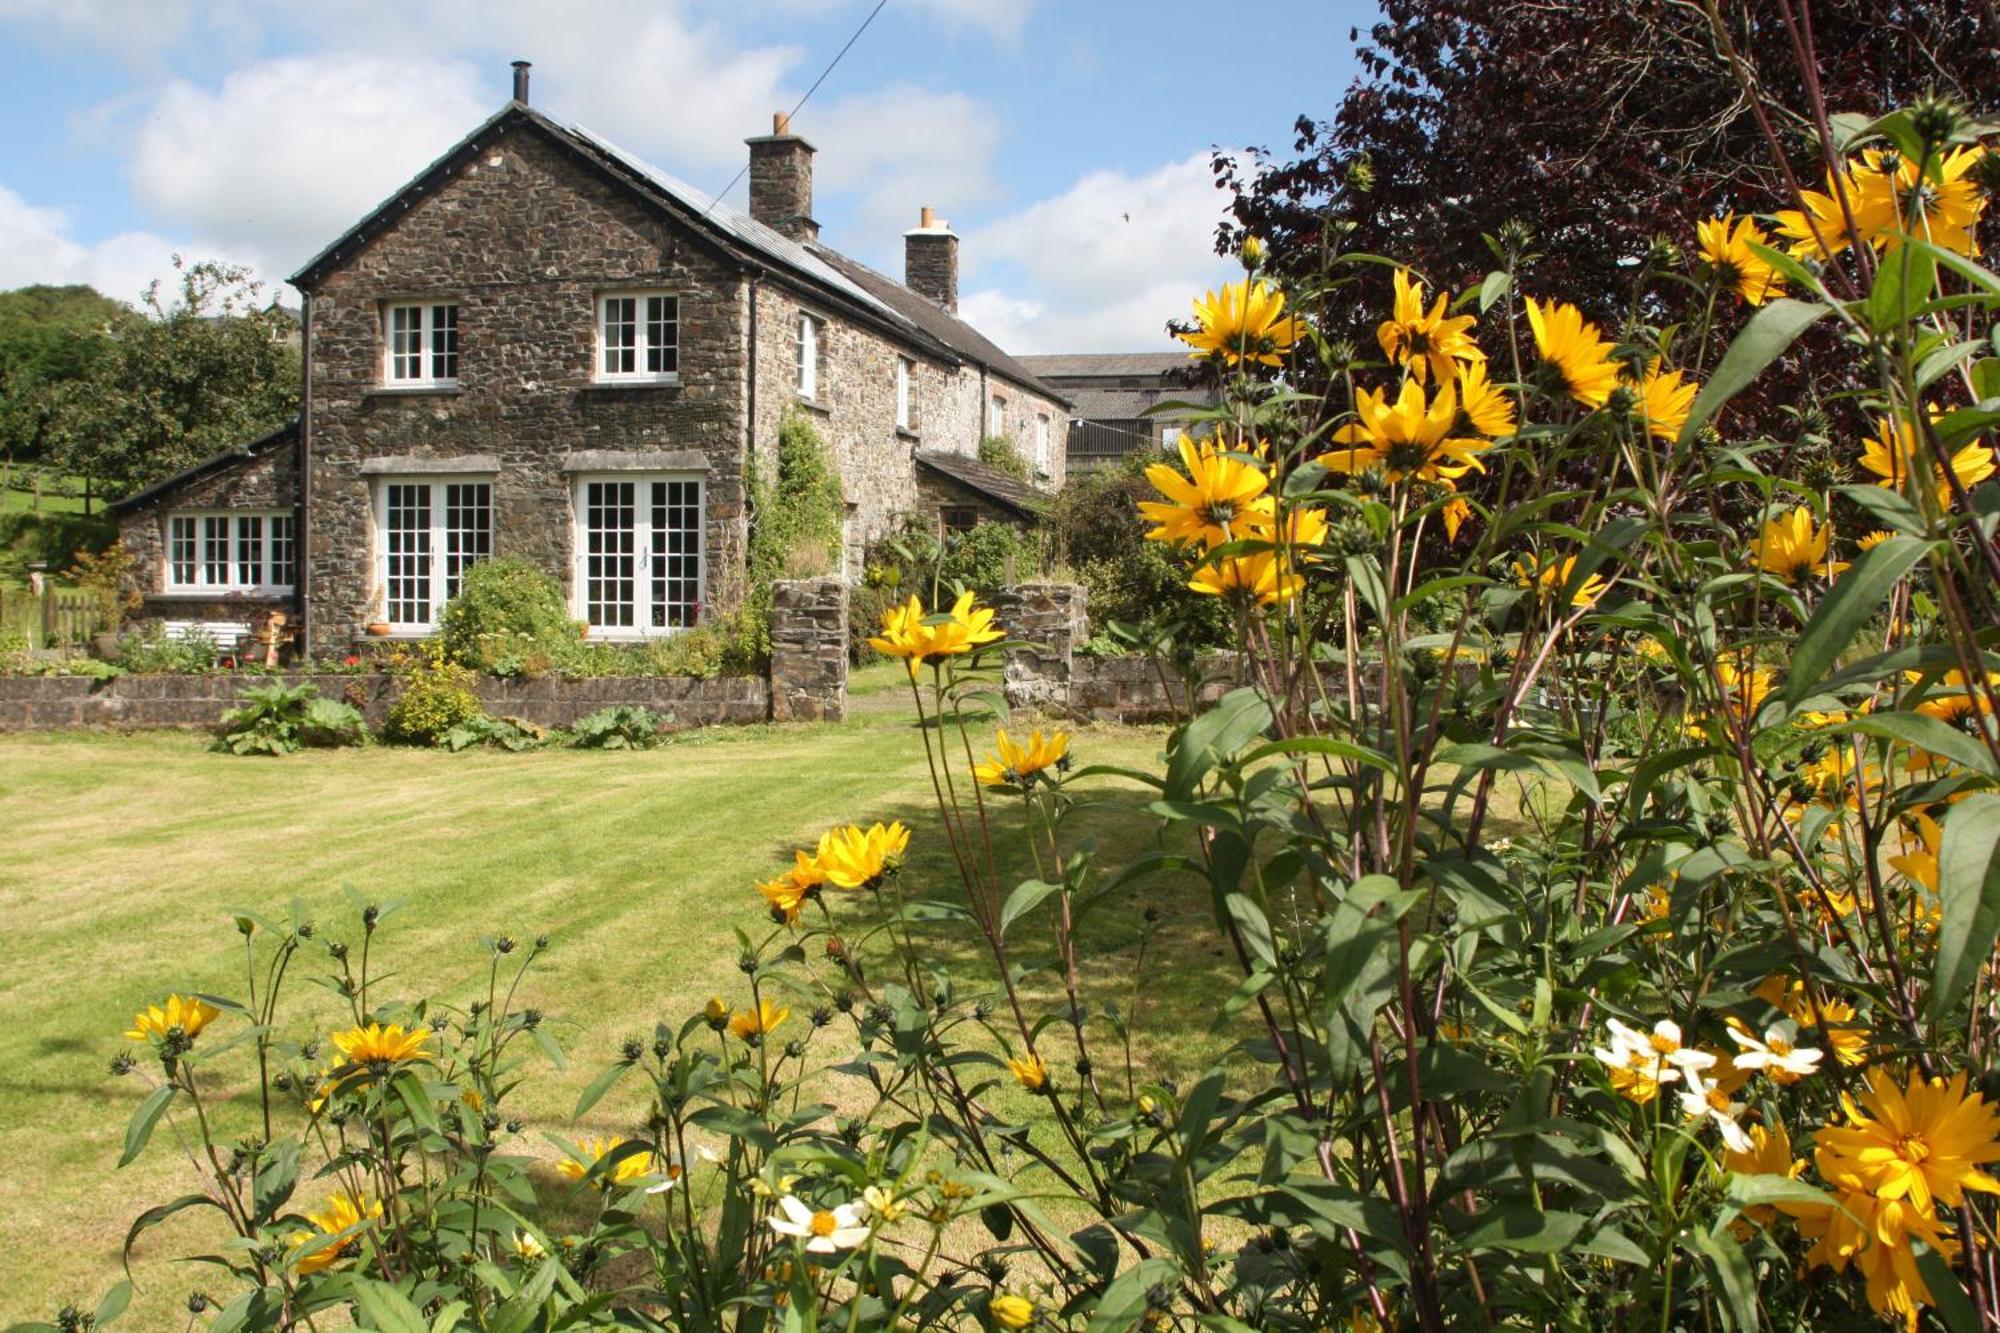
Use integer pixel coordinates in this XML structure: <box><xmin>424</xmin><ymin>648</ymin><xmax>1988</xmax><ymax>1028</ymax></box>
<box><xmin>383</xmin><ymin>302</ymin><xmax>459</xmax><ymax>386</ymax></box>
<box><xmin>595</xmin><ymin>292</ymin><xmax>680</xmax><ymax>382</ymax></box>
<box><xmin>896</xmin><ymin>356</ymin><xmax>912</xmax><ymax>430</ymax></box>
<box><xmin>988</xmin><ymin>395</ymin><xmax>1006</xmax><ymax>437</ymax></box>
<box><xmin>796</xmin><ymin>313</ymin><xmax>821</xmax><ymax>398</ymax></box>
<box><xmin>166</xmin><ymin>512</ymin><xmax>296</xmax><ymax>593</ymax></box>
<box><xmin>1162</xmin><ymin>425</ymin><xmax>1186</xmax><ymax>449</ymax></box>
<box><xmin>574</xmin><ymin>475</ymin><xmax>702</xmax><ymax>636</ymax></box>
<box><xmin>1035</xmin><ymin>413</ymin><xmax>1051</xmax><ymax>473</ymax></box>
<box><xmin>373</xmin><ymin>479</ymin><xmax>493</xmax><ymax>629</ymax></box>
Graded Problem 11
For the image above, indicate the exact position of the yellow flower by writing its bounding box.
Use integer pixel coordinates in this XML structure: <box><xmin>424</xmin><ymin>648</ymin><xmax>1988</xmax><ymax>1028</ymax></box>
<box><xmin>758</xmin><ymin>849</ymin><xmax>827</xmax><ymax>924</ymax></box>
<box><xmin>1376</xmin><ymin>267</ymin><xmax>1484</xmax><ymax>385</ymax></box>
<box><xmin>1722</xmin><ymin>1122</ymin><xmax>1804</xmax><ymax>1229</ymax></box>
<box><xmin>990</xmin><ymin>1294</ymin><xmax>1036</xmax><ymax>1329</ymax></box>
<box><xmin>1440</xmin><ymin>495</ymin><xmax>1474</xmax><ymax>542</ymax></box>
<box><xmin>1188</xmin><ymin>549</ymin><xmax>1301</xmax><ymax>606</ymax></box>
<box><xmin>1757</xmin><ymin>975</ymin><xmax>1871</xmax><ymax>1067</ymax></box>
<box><xmin>1178</xmin><ymin>279</ymin><xmax>1305</xmax><ymax>368</ymax></box>
<box><xmin>861</xmin><ymin>1184</ymin><xmax>905</xmax><ymax>1223</ymax></box>
<box><xmin>557</xmin><ymin>1135</ymin><xmax>653</xmax><ymax>1189</ymax></box>
<box><xmin>1751</xmin><ymin>506</ymin><xmax>1848</xmax><ymax>584</ymax></box>
<box><xmin>1687</xmin><ymin>657</ymin><xmax>1775</xmax><ymax>738</ymax></box>
<box><xmin>865</xmin><ymin>592</ymin><xmax>1003</xmax><ymax>679</ymax></box>
<box><xmin>1848</xmin><ymin>145</ymin><xmax>1990</xmax><ymax>257</ymax></box>
<box><xmin>703</xmin><ymin>996</ymin><xmax>730</xmax><ymax>1025</ymax></box>
<box><xmin>1138</xmin><ymin>437</ymin><xmax>1273</xmax><ymax>551</ymax></box>
<box><xmin>288</xmin><ymin>1192</ymin><xmax>382</xmax><ymax>1275</ymax></box>
<box><xmin>1008</xmin><ymin>1052</ymin><xmax>1049</xmax><ymax>1091</ymax></box>
<box><xmin>1525</xmin><ymin>297</ymin><xmax>1621</xmax><ymax>409</ymax></box>
<box><xmin>1512</xmin><ymin>553</ymin><xmax>1608</xmax><ymax>610</ymax></box>
<box><xmin>330</xmin><ymin>1022</ymin><xmax>431</xmax><ymax>1067</ymax></box>
<box><xmin>124</xmin><ymin>994</ymin><xmax>221</xmax><ymax>1045</ymax></box>
<box><xmin>815</xmin><ymin>821</ymin><xmax>910</xmax><ymax>890</ymax></box>
<box><xmin>1858</xmin><ymin>415</ymin><xmax>1997</xmax><ymax>508</ymax></box>
<box><xmin>729</xmin><ymin>998</ymin><xmax>790</xmax><ymax>1041</ymax></box>
<box><xmin>939</xmin><ymin>590</ymin><xmax>1004</xmax><ymax>653</ymax></box>
<box><xmin>1454</xmin><ymin>359</ymin><xmax>1516</xmax><ymax>438</ymax></box>
<box><xmin>1856</xmin><ymin>529</ymin><xmax>1896</xmax><ymax>551</ymax></box>
<box><xmin>973</xmin><ymin>727</ymin><xmax>1070</xmax><ymax>787</ymax></box>
<box><xmin>1816</xmin><ymin>1068</ymin><xmax>2000</xmax><ymax>1214</ymax></box>
<box><xmin>1695</xmin><ymin>215</ymin><xmax>1786</xmax><ymax>305</ymax></box>
<box><xmin>1323</xmin><ymin>378</ymin><xmax>1495</xmax><ymax>485</ymax></box>
<box><xmin>512</xmin><ymin>1228</ymin><xmax>547</xmax><ymax>1261</ymax></box>
<box><xmin>1790</xmin><ymin>1173</ymin><xmax>1958</xmax><ymax>1331</ymax></box>
<box><xmin>1626</xmin><ymin>359</ymin><xmax>1697</xmax><ymax>443</ymax></box>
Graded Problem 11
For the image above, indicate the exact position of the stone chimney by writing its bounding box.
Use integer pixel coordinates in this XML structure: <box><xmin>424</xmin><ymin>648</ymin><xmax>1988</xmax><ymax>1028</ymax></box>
<box><xmin>904</xmin><ymin>205</ymin><xmax>958</xmax><ymax>313</ymax></box>
<box><xmin>511</xmin><ymin>60</ymin><xmax>531</xmax><ymax>104</ymax></box>
<box><xmin>746</xmin><ymin>112</ymin><xmax>818</xmax><ymax>243</ymax></box>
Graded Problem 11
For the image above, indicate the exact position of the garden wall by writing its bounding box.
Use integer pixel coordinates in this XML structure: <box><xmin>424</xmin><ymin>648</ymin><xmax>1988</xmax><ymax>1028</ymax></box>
<box><xmin>992</xmin><ymin>582</ymin><xmax>1237</xmax><ymax>723</ymax></box>
<box><xmin>0</xmin><ymin>578</ymin><xmax>845</xmax><ymax>733</ymax></box>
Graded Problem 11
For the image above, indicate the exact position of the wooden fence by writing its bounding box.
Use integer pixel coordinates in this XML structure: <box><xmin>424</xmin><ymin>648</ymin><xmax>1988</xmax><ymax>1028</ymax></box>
<box><xmin>0</xmin><ymin>585</ymin><xmax>103</xmax><ymax>651</ymax></box>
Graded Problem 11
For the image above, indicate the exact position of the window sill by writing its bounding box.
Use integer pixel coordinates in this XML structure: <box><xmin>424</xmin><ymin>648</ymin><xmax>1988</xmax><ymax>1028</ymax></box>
<box><xmin>583</xmin><ymin>629</ymin><xmax>698</xmax><ymax>643</ymax></box>
<box><xmin>582</xmin><ymin>378</ymin><xmax>682</xmax><ymax>393</ymax></box>
<box><xmin>896</xmin><ymin>427</ymin><xmax>921</xmax><ymax>443</ymax></box>
<box><xmin>794</xmin><ymin>395</ymin><xmax>831</xmax><ymax>416</ymax></box>
<box><xmin>149</xmin><ymin>589</ymin><xmax>295</xmax><ymax>603</ymax></box>
<box><xmin>353</xmin><ymin>628</ymin><xmax>437</xmax><ymax>643</ymax></box>
<box><xmin>365</xmin><ymin>384</ymin><xmax>462</xmax><ymax>398</ymax></box>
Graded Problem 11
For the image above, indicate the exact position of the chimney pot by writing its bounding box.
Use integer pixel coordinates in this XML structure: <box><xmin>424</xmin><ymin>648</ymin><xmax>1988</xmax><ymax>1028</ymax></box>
<box><xmin>511</xmin><ymin>60</ymin><xmax>531</xmax><ymax>105</ymax></box>
<box><xmin>774</xmin><ymin>111</ymin><xmax>790</xmax><ymax>135</ymax></box>
<box><xmin>920</xmin><ymin>205</ymin><xmax>936</xmax><ymax>229</ymax></box>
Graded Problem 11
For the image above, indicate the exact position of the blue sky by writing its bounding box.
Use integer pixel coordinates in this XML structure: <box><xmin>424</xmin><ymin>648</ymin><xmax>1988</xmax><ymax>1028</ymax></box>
<box><xmin>0</xmin><ymin>0</ymin><xmax>1372</xmax><ymax>350</ymax></box>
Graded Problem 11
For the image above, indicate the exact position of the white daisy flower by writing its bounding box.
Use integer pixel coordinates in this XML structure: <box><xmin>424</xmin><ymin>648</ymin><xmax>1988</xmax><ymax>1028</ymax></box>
<box><xmin>1677</xmin><ymin>1069</ymin><xmax>1754</xmax><ymax>1153</ymax></box>
<box><xmin>768</xmin><ymin>1194</ymin><xmax>871</xmax><ymax>1253</ymax></box>
<box><xmin>1727</xmin><ymin>1020</ymin><xmax>1822</xmax><ymax>1083</ymax></box>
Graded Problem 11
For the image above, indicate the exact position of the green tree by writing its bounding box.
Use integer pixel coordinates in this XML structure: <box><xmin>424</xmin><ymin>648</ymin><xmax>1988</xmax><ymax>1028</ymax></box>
<box><xmin>46</xmin><ymin>258</ymin><xmax>300</xmax><ymax>497</ymax></box>
<box><xmin>0</xmin><ymin>284</ymin><xmax>130</xmax><ymax>469</ymax></box>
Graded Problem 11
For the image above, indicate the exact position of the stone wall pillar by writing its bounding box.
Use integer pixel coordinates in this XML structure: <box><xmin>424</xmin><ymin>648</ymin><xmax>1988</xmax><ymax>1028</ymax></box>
<box><xmin>769</xmin><ymin>577</ymin><xmax>847</xmax><ymax>722</ymax></box>
<box><xmin>994</xmin><ymin>582</ymin><xmax>1087</xmax><ymax>712</ymax></box>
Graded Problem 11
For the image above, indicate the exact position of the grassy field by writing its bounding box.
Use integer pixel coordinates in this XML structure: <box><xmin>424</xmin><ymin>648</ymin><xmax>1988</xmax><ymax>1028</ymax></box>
<box><xmin>0</xmin><ymin>666</ymin><xmax>1260</xmax><ymax>1325</ymax></box>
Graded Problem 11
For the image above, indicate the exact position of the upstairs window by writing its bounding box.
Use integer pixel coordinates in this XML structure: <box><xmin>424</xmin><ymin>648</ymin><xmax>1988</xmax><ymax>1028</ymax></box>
<box><xmin>596</xmin><ymin>292</ymin><xmax>679</xmax><ymax>382</ymax></box>
<box><xmin>896</xmin><ymin>356</ymin><xmax>912</xmax><ymax>430</ymax></box>
<box><xmin>374</xmin><ymin>479</ymin><xmax>493</xmax><ymax>629</ymax></box>
<box><xmin>796</xmin><ymin>314</ymin><xmax>821</xmax><ymax>398</ymax></box>
<box><xmin>1036</xmin><ymin>413</ymin><xmax>1051</xmax><ymax>473</ymax></box>
<box><xmin>167</xmin><ymin>512</ymin><xmax>296</xmax><ymax>593</ymax></box>
<box><xmin>384</xmin><ymin>302</ymin><xmax>458</xmax><ymax>386</ymax></box>
<box><xmin>988</xmin><ymin>395</ymin><xmax>1007</xmax><ymax>437</ymax></box>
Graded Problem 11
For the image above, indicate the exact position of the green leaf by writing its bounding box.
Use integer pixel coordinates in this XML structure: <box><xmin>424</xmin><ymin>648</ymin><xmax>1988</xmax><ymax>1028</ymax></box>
<box><xmin>348</xmin><ymin>1279</ymin><xmax>432</xmax><ymax>1333</ymax></box>
<box><xmin>999</xmin><ymin>879</ymin><xmax>1062</xmax><ymax>938</ymax></box>
<box><xmin>571</xmin><ymin>1060</ymin><xmax>632</xmax><ymax>1120</ymax></box>
<box><xmin>1784</xmin><ymin>536</ymin><xmax>1934</xmax><ymax>705</ymax></box>
<box><xmin>1831</xmin><ymin>712</ymin><xmax>1997</xmax><ymax>779</ymax></box>
<box><xmin>1723</xmin><ymin>1172</ymin><xmax>1834</xmax><ymax>1211</ymax></box>
<box><xmin>1678</xmin><ymin>298</ymin><xmax>1832</xmax><ymax>446</ymax></box>
<box><xmin>119</xmin><ymin>1084</ymin><xmax>176</xmax><ymax>1168</ymax></box>
<box><xmin>1689</xmin><ymin>1224</ymin><xmax>1759</xmax><ymax>1332</ymax></box>
<box><xmin>1478</xmin><ymin>269</ymin><xmax>1510</xmax><ymax>313</ymax></box>
<box><xmin>1084</xmin><ymin>1258</ymin><xmax>1183</xmax><ymax>1333</ymax></box>
<box><xmin>1224</xmin><ymin>893</ymin><xmax>1276</xmax><ymax>970</ymax></box>
<box><xmin>1930</xmin><ymin>794</ymin><xmax>2000</xmax><ymax>1020</ymax></box>
<box><xmin>1868</xmin><ymin>243</ymin><xmax>1938</xmax><ymax>333</ymax></box>
<box><xmin>1164</xmin><ymin>687</ymin><xmax>1271</xmax><ymax>800</ymax></box>
<box><xmin>1916</xmin><ymin>1245</ymin><xmax>1981</xmax><ymax>1333</ymax></box>
<box><xmin>91</xmin><ymin>1282</ymin><xmax>133</xmax><ymax>1329</ymax></box>
<box><xmin>121</xmin><ymin>1193</ymin><xmax>217</xmax><ymax>1276</ymax></box>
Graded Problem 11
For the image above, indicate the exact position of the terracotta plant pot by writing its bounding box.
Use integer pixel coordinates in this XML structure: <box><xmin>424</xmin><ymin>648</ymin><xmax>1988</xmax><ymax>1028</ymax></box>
<box><xmin>365</xmin><ymin>622</ymin><xmax>393</xmax><ymax>637</ymax></box>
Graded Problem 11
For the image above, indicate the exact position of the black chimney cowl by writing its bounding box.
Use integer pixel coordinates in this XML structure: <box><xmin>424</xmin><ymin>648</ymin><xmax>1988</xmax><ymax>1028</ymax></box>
<box><xmin>512</xmin><ymin>61</ymin><xmax>531</xmax><ymax>104</ymax></box>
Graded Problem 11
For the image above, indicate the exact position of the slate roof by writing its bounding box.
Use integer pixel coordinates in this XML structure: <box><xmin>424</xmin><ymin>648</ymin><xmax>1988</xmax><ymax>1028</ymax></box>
<box><xmin>914</xmin><ymin>449</ymin><xmax>1049</xmax><ymax>519</ymax></box>
<box><xmin>289</xmin><ymin>101</ymin><xmax>1050</xmax><ymax>397</ymax></box>
<box><xmin>1016</xmin><ymin>352</ymin><xmax>1191</xmax><ymax>379</ymax></box>
<box><xmin>1065</xmin><ymin>385</ymin><xmax>1210</xmax><ymax>421</ymax></box>
<box><xmin>108</xmin><ymin>418</ymin><xmax>300</xmax><ymax>517</ymax></box>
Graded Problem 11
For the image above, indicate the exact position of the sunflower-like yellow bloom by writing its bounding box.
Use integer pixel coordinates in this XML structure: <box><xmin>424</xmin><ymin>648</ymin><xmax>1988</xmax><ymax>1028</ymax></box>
<box><xmin>1818</xmin><ymin>1068</ymin><xmax>2000</xmax><ymax>1214</ymax></box>
<box><xmin>1857</xmin><ymin>530</ymin><xmax>1896</xmax><ymax>551</ymax></box>
<box><xmin>1376</xmin><ymin>268</ymin><xmax>1485</xmax><ymax>385</ymax></box>
<box><xmin>1178</xmin><ymin>279</ymin><xmax>1305</xmax><ymax>368</ymax></box>
<box><xmin>990</xmin><ymin>1294</ymin><xmax>1037</xmax><ymax>1330</ymax></box>
<box><xmin>729</xmin><ymin>998</ymin><xmax>790</xmax><ymax>1041</ymax></box>
<box><xmin>973</xmin><ymin>727</ymin><xmax>1070</xmax><ymax>787</ymax></box>
<box><xmin>331</xmin><ymin>1022</ymin><xmax>431</xmax><ymax>1067</ymax></box>
<box><xmin>1772</xmin><ymin>180</ymin><xmax>1852</xmax><ymax>262</ymax></box>
<box><xmin>757</xmin><ymin>849</ymin><xmax>827</xmax><ymax>924</ymax></box>
<box><xmin>1189</xmin><ymin>550</ymin><xmax>1302</xmax><ymax>606</ymax></box>
<box><xmin>1627</xmin><ymin>360</ymin><xmax>1698</xmax><ymax>443</ymax></box>
<box><xmin>1858</xmin><ymin>416</ymin><xmax>1997</xmax><ymax>508</ymax></box>
<box><xmin>1686</xmin><ymin>657</ymin><xmax>1776</xmax><ymax>739</ymax></box>
<box><xmin>1322</xmin><ymin>379</ymin><xmax>1494</xmax><ymax>485</ymax></box>
<box><xmin>124</xmin><ymin>994</ymin><xmax>221</xmax><ymax>1045</ymax></box>
<box><xmin>815</xmin><ymin>821</ymin><xmax>910</xmax><ymax>890</ymax></box>
<box><xmin>557</xmin><ymin>1135</ymin><xmax>653</xmax><ymax>1189</ymax></box>
<box><xmin>1752</xmin><ymin>507</ymin><xmax>1848</xmax><ymax>584</ymax></box>
<box><xmin>1139</xmin><ymin>437</ymin><xmax>1273</xmax><ymax>550</ymax></box>
<box><xmin>1722</xmin><ymin>1123</ymin><xmax>1804</xmax><ymax>1229</ymax></box>
<box><xmin>866</xmin><ymin>592</ymin><xmax>1004</xmax><ymax>679</ymax></box>
<box><xmin>1440</xmin><ymin>495</ymin><xmax>1474</xmax><ymax>541</ymax></box>
<box><xmin>1850</xmin><ymin>146</ymin><xmax>1990</xmax><ymax>257</ymax></box>
<box><xmin>289</xmin><ymin>1192</ymin><xmax>382</xmax><ymax>1275</ymax></box>
<box><xmin>1789</xmin><ymin>1171</ymin><xmax>1958</xmax><ymax>1330</ymax></box>
<box><xmin>1454</xmin><ymin>360</ymin><xmax>1517</xmax><ymax>438</ymax></box>
<box><xmin>1695</xmin><ymin>215</ymin><xmax>1787</xmax><ymax>305</ymax></box>
<box><xmin>1525</xmin><ymin>297</ymin><xmax>1622</xmax><ymax>410</ymax></box>
<box><xmin>1512</xmin><ymin>554</ymin><xmax>1608</xmax><ymax>610</ymax></box>
<box><xmin>1008</xmin><ymin>1052</ymin><xmax>1049</xmax><ymax>1091</ymax></box>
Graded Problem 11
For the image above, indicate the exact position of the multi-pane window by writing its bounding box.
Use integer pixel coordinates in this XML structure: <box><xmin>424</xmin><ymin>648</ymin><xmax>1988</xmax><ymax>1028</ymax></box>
<box><xmin>796</xmin><ymin>314</ymin><xmax>820</xmax><ymax>398</ymax></box>
<box><xmin>1036</xmin><ymin>414</ymin><xmax>1051</xmax><ymax>473</ymax></box>
<box><xmin>896</xmin><ymin>356</ymin><xmax>912</xmax><ymax>430</ymax></box>
<box><xmin>940</xmin><ymin>506</ymin><xmax>978</xmax><ymax>537</ymax></box>
<box><xmin>167</xmin><ymin>513</ymin><xmax>295</xmax><ymax>592</ymax></box>
<box><xmin>376</xmin><ymin>480</ymin><xmax>494</xmax><ymax>628</ymax></box>
<box><xmin>577</xmin><ymin>476</ymin><xmax>702</xmax><ymax>635</ymax></box>
<box><xmin>385</xmin><ymin>302</ymin><xmax>459</xmax><ymax>385</ymax></box>
<box><xmin>989</xmin><ymin>395</ymin><xmax>1006</xmax><ymax>437</ymax></box>
<box><xmin>596</xmin><ymin>293</ymin><xmax>679</xmax><ymax>381</ymax></box>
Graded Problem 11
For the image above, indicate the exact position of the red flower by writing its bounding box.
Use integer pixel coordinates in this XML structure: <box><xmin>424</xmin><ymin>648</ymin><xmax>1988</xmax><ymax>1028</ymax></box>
<box><xmin>344</xmin><ymin>654</ymin><xmax>361</xmax><ymax>667</ymax></box>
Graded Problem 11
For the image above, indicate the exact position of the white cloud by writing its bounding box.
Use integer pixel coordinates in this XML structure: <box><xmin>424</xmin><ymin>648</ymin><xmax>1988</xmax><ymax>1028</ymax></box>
<box><xmin>807</xmin><ymin>86</ymin><xmax>999</xmax><ymax>235</ymax></box>
<box><xmin>898</xmin><ymin>0</ymin><xmax>1038</xmax><ymax>42</ymax></box>
<box><xmin>0</xmin><ymin>185</ymin><xmax>191</xmax><ymax>303</ymax></box>
<box><xmin>126</xmin><ymin>55</ymin><xmax>490</xmax><ymax>277</ymax></box>
<box><xmin>959</xmin><ymin>152</ymin><xmax>1235</xmax><ymax>352</ymax></box>
<box><xmin>0</xmin><ymin>0</ymin><xmax>197</xmax><ymax>65</ymax></box>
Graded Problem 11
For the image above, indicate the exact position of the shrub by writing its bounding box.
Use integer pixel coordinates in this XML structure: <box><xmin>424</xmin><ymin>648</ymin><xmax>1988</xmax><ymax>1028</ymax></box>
<box><xmin>383</xmin><ymin>650</ymin><xmax>483</xmax><ymax>745</ymax></box>
<box><xmin>977</xmin><ymin>432</ymin><xmax>1029</xmax><ymax>479</ymax></box>
<box><xmin>442</xmin><ymin>713</ymin><xmax>546</xmax><ymax>752</ymax></box>
<box><xmin>741</xmin><ymin>410</ymin><xmax>845</xmax><ymax>655</ymax></box>
<box><xmin>436</xmin><ymin>556</ymin><xmax>580</xmax><ymax>677</ymax></box>
<box><xmin>565</xmin><ymin>704</ymin><xmax>667</xmax><ymax>749</ymax></box>
<box><xmin>214</xmin><ymin>682</ymin><xmax>366</xmax><ymax>756</ymax></box>
<box><xmin>113</xmin><ymin>624</ymin><xmax>219</xmax><ymax>673</ymax></box>
<box><xmin>66</xmin><ymin>543</ymin><xmax>141</xmax><ymax>633</ymax></box>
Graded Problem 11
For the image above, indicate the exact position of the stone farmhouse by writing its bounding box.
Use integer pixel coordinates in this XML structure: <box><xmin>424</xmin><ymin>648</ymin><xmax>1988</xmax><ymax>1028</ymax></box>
<box><xmin>111</xmin><ymin>62</ymin><xmax>1068</xmax><ymax>657</ymax></box>
<box><xmin>1018</xmin><ymin>353</ymin><xmax>1220</xmax><ymax>474</ymax></box>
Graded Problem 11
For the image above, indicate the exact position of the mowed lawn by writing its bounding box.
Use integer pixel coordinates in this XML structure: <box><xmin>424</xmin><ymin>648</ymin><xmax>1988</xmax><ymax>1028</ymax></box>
<box><xmin>0</xmin><ymin>669</ymin><xmax>1251</xmax><ymax>1325</ymax></box>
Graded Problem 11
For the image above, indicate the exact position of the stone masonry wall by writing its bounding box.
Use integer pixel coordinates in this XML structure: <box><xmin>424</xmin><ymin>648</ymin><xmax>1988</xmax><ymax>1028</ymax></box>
<box><xmin>303</xmin><ymin>120</ymin><xmax>752</xmax><ymax>656</ymax></box>
<box><xmin>768</xmin><ymin>576</ymin><xmax>846</xmax><ymax>722</ymax></box>
<box><xmin>994</xmin><ymin>581</ymin><xmax>1236</xmax><ymax>723</ymax></box>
